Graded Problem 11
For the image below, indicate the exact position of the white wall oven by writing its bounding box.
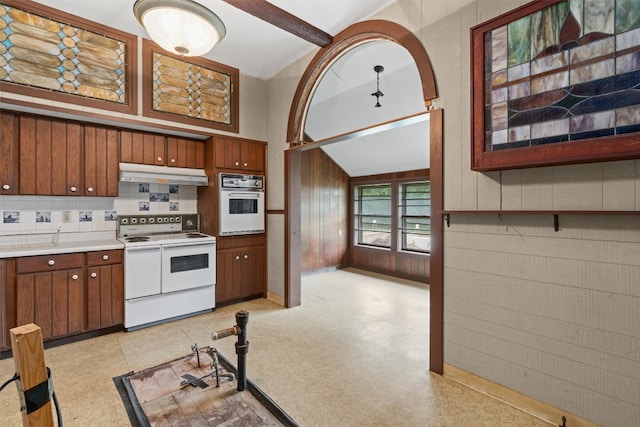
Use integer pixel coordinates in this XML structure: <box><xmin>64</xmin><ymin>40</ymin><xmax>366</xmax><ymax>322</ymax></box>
<box><xmin>218</xmin><ymin>173</ymin><xmax>265</xmax><ymax>236</ymax></box>
<box><xmin>118</xmin><ymin>214</ymin><xmax>216</xmax><ymax>330</ymax></box>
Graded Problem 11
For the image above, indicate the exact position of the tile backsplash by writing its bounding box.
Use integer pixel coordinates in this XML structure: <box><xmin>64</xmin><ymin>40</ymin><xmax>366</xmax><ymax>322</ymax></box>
<box><xmin>0</xmin><ymin>182</ymin><xmax>198</xmax><ymax>235</ymax></box>
<box><xmin>116</xmin><ymin>182</ymin><xmax>197</xmax><ymax>215</ymax></box>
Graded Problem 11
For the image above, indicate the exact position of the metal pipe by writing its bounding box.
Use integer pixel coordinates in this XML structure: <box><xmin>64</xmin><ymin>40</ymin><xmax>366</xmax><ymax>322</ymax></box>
<box><xmin>234</xmin><ymin>310</ymin><xmax>249</xmax><ymax>392</ymax></box>
<box><xmin>211</xmin><ymin>326</ymin><xmax>240</xmax><ymax>340</ymax></box>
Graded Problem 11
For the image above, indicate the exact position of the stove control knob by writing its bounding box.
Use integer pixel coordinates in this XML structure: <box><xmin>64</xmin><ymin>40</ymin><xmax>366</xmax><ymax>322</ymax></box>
<box><xmin>163</xmin><ymin>217</ymin><xmax>169</xmax><ymax>223</ymax></box>
<box><xmin>90</xmin><ymin>272</ymin><xmax>97</xmax><ymax>278</ymax></box>
<box><xmin>121</xmin><ymin>218</ymin><xmax>129</xmax><ymax>225</ymax></box>
<box><xmin>149</xmin><ymin>218</ymin><xmax>155</xmax><ymax>223</ymax></box>
<box><xmin>102</xmin><ymin>255</ymin><xmax>109</xmax><ymax>261</ymax></box>
<box><xmin>131</xmin><ymin>218</ymin><xmax>138</xmax><ymax>224</ymax></box>
<box><xmin>48</xmin><ymin>259</ymin><xmax>55</xmax><ymax>266</ymax></box>
<box><xmin>71</xmin><ymin>274</ymin><xmax>78</xmax><ymax>280</ymax></box>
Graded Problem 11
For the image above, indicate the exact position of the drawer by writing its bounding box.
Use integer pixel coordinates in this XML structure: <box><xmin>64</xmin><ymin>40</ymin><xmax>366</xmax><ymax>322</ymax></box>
<box><xmin>16</xmin><ymin>253</ymin><xmax>84</xmax><ymax>274</ymax></box>
<box><xmin>87</xmin><ymin>249</ymin><xmax>122</xmax><ymax>266</ymax></box>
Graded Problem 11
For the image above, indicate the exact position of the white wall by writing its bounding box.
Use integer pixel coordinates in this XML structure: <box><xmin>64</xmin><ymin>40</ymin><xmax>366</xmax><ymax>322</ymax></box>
<box><xmin>264</xmin><ymin>1</ymin><xmax>640</xmax><ymax>426</ymax></box>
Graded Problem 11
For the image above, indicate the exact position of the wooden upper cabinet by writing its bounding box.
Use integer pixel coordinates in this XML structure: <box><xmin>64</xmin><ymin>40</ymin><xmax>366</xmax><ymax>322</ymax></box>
<box><xmin>120</xmin><ymin>129</ymin><xmax>166</xmax><ymax>166</ymax></box>
<box><xmin>241</xmin><ymin>140</ymin><xmax>265</xmax><ymax>172</ymax></box>
<box><xmin>214</xmin><ymin>137</ymin><xmax>265</xmax><ymax>173</ymax></box>
<box><xmin>121</xmin><ymin>131</ymin><xmax>204</xmax><ymax>169</ymax></box>
<box><xmin>19</xmin><ymin>115</ymin><xmax>83</xmax><ymax>196</ymax></box>
<box><xmin>17</xmin><ymin>114</ymin><xmax>120</xmax><ymax>197</ymax></box>
<box><xmin>84</xmin><ymin>125</ymin><xmax>119</xmax><ymax>196</ymax></box>
<box><xmin>0</xmin><ymin>111</ymin><xmax>19</xmax><ymax>195</ymax></box>
<box><xmin>166</xmin><ymin>137</ymin><xmax>205</xmax><ymax>169</ymax></box>
<box><xmin>148</xmin><ymin>133</ymin><xmax>166</xmax><ymax>166</ymax></box>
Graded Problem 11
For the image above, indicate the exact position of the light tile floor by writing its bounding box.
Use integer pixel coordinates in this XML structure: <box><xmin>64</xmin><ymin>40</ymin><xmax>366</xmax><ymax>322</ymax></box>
<box><xmin>0</xmin><ymin>268</ymin><xmax>552</xmax><ymax>426</ymax></box>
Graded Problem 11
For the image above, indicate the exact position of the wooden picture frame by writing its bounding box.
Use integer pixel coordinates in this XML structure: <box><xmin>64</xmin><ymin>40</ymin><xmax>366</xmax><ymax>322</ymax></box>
<box><xmin>0</xmin><ymin>0</ymin><xmax>138</xmax><ymax>115</ymax></box>
<box><xmin>142</xmin><ymin>40</ymin><xmax>239</xmax><ymax>133</ymax></box>
<box><xmin>471</xmin><ymin>0</ymin><xmax>640</xmax><ymax>171</ymax></box>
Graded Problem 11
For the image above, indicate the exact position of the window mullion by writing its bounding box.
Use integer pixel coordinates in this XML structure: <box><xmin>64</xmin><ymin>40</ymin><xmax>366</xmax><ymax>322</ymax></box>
<box><xmin>391</xmin><ymin>182</ymin><xmax>399</xmax><ymax>251</ymax></box>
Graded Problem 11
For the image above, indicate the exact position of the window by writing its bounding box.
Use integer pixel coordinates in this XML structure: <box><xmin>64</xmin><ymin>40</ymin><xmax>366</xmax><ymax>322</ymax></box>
<box><xmin>354</xmin><ymin>184</ymin><xmax>392</xmax><ymax>248</ymax></box>
<box><xmin>353</xmin><ymin>180</ymin><xmax>430</xmax><ymax>254</ymax></box>
<box><xmin>399</xmin><ymin>182</ymin><xmax>430</xmax><ymax>253</ymax></box>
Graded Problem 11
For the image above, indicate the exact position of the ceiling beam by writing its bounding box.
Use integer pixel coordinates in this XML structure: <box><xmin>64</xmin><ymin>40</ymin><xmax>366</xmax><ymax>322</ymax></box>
<box><xmin>222</xmin><ymin>0</ymin><xmax>333</xmax><ymax>47</ymax></box>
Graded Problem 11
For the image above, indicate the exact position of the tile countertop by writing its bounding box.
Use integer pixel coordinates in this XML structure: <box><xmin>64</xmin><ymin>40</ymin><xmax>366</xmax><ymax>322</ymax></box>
<box><xmin>0</xmin><ymin>231</ymin><xmax>124</xmax><ymax>259</ymax></box>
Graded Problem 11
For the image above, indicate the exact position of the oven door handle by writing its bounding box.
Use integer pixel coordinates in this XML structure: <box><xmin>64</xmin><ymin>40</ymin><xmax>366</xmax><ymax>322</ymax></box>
<box><xmin>226</xmin><ymin>193</ymin><xmax>261</xmax><ymax>198</ymax></box>
<box><xmin>126</xmin><ymin>246</ymin><xmax>161</xmax><ymax>253</ymax></box>
<box><xmin>162</xmin><ymin>242</ymin><xmax>216</xmax><ymax>250</ymax></box>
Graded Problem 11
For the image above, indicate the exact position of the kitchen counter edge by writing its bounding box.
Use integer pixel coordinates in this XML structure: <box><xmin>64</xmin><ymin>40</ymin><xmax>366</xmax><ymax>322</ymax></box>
<box><xmin>0</xmin><ymin>239</ymin><xmax>125</xmax><ymax>259</ymax></box>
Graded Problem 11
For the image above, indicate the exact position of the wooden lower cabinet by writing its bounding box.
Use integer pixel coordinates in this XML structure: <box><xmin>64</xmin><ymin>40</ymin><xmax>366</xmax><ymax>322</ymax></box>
<box><xmin>216</xmin><ymin>245</ymin><xmax>265</xmax><ymax>304</ymax></box>
<box><xmin>2</xmin><ymin>249</ymin><xmax>124</xmax><ymax>351</ymax></box>
<box><xmin>86</xmin><ymin>264</ymin><xmax>124</xmax><ymax>330</ymax></box>
<box><xmin>86</xmin><ymin>250</ymin><xmax>124</xmax><ymax>331</ymax></box>
<box><xmin>15</xmin><ymin>267</ymin><xmax>85</xmax><ymax>340</ymax></box>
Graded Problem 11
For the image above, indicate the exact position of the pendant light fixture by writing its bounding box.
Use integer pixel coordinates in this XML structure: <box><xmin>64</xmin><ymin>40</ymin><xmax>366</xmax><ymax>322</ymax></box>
<box><xmin>133</xmin><ymin>0</ymin><xmax>226</xmax><ymax>57</ymax></box>
<box><xmin>371</xmin><ymin>65</ymin><xmax>384</xmax><ymax>108</ymax></box>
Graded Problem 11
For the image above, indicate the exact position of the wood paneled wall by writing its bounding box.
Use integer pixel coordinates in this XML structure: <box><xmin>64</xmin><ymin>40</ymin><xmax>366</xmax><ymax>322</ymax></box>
<box><xmin>299</xmin><ymin>155</ymin><xmax>429</xmax><ymax>281</ymax></box>
<box><xmin>300</xmin><ymin>149</ymin><xmax>349</xmax><ymax>272</ymax></box>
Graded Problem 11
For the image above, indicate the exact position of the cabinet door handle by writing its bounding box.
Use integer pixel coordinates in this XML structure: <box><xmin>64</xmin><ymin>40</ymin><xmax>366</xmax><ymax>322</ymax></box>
<box><xmin>234</xmin><ymin>161</ymin><xmax>240</xmax><ymax>166</ymax></box>
<box><xmin>235</xmin><ymin>255</ymin><xmax>240</xmax><ymax>260</ymax></box>
<box><xmin>2</xmin><ymin>184</ymin><xmax>9</xmax><ymax>190</ymax></box>
<box><xmin>70</xmin><ymin>186</ymin><xmax>77</xmax><ymax>192</ymax></box>
<box><xmin>90</xmin><ymin>272</ymin><xmax>97</xmax><ymax>278</ymax></box>
<box><xmin>243</xmin><ymin>254</ymin><xmax>249</xmax><ymax>259</ymax></box>
<box><xmin>71</xmin><ymin>274</ymin><xmax>78</xmax><ymax>280</ymax></box>
<box><xmin>102</xmin><ymin>255</ymin><xmax>109</xmax><ymax>260</ymax></box>
<box><xmin>170</xmin><ymin>158</ymin><xmax>176</xmax><ymax>163</ymax></box>
<box><xmin>243</xmin><ymin>162</ymin><xmax>248</xmax><ymax>167</ymax></box>
<box><xmin>157</xmin><ymin>157</ymin><xmax>163</xmax><ymax>162</ymax></box>
<box><xmin>48</xmin><ymin>259</ymin><xmax>55</xmax><ymax>266</ymax></box>
<box><xmin>87</xmin><ymin>187</ymin><xmax>94</xmax><ymax>192</ymax></box>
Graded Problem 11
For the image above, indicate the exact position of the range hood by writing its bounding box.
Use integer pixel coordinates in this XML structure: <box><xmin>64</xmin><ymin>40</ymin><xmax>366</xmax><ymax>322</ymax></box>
<box><xmin>119</xmin><ymin>163</ymin><xmax>208</xmax><ymax>186</ymax></box>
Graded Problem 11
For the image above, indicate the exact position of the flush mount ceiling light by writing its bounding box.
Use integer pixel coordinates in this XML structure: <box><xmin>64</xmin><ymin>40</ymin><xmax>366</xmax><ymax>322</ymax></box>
<box><xmin>133</xmin><ymin>0</ymin><xmax>226</xmax><ymax>57</ymax></box>
<box><xmin>371</xmin><ymin>65</ymin><xmax>384</xmax><ymax>108</ymax></box>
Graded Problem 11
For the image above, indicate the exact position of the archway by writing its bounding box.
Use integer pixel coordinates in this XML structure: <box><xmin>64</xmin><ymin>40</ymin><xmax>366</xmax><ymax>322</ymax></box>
<box><xmin>284</xmin><ymin>20</ymin><xmax>444</xmax><ymax>374</ymax></box>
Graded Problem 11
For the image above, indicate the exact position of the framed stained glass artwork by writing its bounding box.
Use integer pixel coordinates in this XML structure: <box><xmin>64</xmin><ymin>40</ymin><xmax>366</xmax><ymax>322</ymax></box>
<box><xmin>0</xmin><ymin>0</ymin><xmax>137</xmax><ymax>115</ymax></box>
<box><xmin>471</xmin><ymin>0</ymin><xmax>640</xmax><ymax>171</ymax></box>
<box><xmin>141</xmin><ymin>40</ymin><xmax>239</xmax><ymax>133</ymax></box>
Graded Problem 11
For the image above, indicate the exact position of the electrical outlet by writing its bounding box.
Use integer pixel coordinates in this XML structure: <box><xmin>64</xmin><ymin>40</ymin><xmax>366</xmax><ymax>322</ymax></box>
<box><xmin>62</xmin><ymin>211</ymin><xmax>71</xmax><ymax>223</ymax></box>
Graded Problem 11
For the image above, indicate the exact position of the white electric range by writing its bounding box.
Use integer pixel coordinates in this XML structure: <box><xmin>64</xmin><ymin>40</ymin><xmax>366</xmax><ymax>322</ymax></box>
<box><xmin>117</xmin><ymin>214</ymin><xmax>216</xmax><ymax>330</ymax></box>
